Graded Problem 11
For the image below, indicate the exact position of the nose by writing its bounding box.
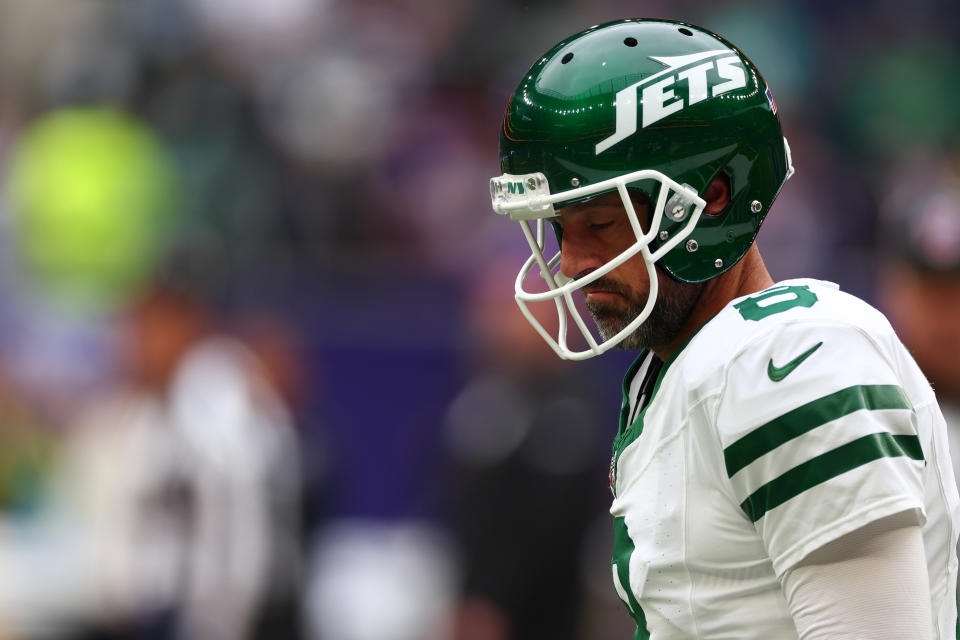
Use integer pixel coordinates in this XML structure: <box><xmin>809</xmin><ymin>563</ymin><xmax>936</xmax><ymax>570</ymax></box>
<box><xmin>558</xmin><ymin>223</ymin><xmax>606</xmax><ymax>280</ymax></box>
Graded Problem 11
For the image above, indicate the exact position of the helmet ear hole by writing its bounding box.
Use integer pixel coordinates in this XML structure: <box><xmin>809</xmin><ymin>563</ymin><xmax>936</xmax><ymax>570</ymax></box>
<box><xmin>703</xmin><ymin>173</ymin><xmax>731</xmax><ymax>216</ymax></box>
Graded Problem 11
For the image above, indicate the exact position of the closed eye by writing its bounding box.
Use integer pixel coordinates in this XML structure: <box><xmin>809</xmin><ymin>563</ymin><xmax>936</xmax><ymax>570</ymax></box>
<box><xmin>590</xmin><ymin>221</ymin><xmax>614</xmax><ymax>230</ymax></box>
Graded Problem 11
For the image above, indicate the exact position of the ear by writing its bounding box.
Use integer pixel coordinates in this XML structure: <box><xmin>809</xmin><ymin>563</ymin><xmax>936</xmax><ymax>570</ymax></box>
<box><xmin>703</xmin><ymin>173</ymin><xmax>731</xmax><ymax>216</ymax></box>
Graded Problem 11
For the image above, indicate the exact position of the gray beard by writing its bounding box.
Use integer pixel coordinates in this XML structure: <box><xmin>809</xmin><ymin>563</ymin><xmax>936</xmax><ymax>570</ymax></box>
<box><xmin>585</xmin><ymin>273</ymin><xmax>702</xmax><ymax>351</ymax></box>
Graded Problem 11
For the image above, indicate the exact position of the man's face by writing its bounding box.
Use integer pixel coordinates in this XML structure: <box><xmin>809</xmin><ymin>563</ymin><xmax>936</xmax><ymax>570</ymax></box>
<box><xmin>556</xmin><ymin>191</ymin><xmax>702</xmax><ymax>351</ymax></box>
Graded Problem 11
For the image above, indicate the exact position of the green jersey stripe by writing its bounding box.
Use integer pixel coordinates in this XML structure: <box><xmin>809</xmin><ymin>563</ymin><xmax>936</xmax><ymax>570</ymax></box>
<box><xmin>634</xmin><ymin>625</ymin><xmax>651</xmax><ymax>640</ymax></box>
<box><xmin>612</xmin><ymin>516</ymin><xmax>647</xmax><ymax>633</ymax></box>
<box><xmin>740</xmin><ymin>432</ymin><xmax>924</xmax><ymax>522</ymax></box>
<box><xmin>724</xmin><ymin>385</ymin><xmax>912</xmax><ymax>477</ymax></box>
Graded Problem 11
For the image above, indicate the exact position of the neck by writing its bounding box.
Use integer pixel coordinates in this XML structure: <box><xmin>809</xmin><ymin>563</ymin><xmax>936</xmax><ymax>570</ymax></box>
<box><xmin>652</xmin><ymin>245</ymin><xmax>774</xmax><ymax>362</ymax></box>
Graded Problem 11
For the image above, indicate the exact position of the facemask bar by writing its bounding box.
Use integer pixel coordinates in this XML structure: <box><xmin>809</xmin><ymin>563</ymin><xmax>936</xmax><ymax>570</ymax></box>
<box><xmin>784</xmin><ymin>136</ymin><xmax>795</xmax><ymax>182</ymax></box>
<box><xmin>491</xmin><ymin>169</ymin><xmax>705</xmax><ymax>360</ymax></box>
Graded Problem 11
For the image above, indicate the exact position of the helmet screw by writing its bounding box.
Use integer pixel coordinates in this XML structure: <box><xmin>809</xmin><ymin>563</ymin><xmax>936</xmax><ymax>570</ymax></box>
<box><xmin>714</xmin><ymin>258</ymin><xmax>724</xmax><ymax>269</ymax></box>
<box><xmin>527</xmin><ymin>177</ymin><xmax>538</xmax><ymax>190</ymax></box>
<box><xmin>750</xmin><ymin>200</ymin><xmax>763</xmax><ymax>213</ymax></box>
<box><xmin>659</xmin><ymin>230</ymin><xmax>669</xmax><ymax>241</ymax></box>
<box><xmin>670</xmin><ymin>205</ymin><xmax>686</xmax><ymax>220</ymax></box>
<box><xmin>570</xmin><ymin>177</ymin><xmax>580</xmax><ymax>187</ymax></box>
<box><xmin>685</xmin><ymin>239</ymin><xmax>699</xmax><ymax>252</ymax></box>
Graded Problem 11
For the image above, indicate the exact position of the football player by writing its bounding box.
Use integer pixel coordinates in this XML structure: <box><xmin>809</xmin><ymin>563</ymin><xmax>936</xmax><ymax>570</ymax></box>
<box><xmin>488</xmin><ymin>19</ymin><xmax>960</xmax><ymax>639</ymax></box>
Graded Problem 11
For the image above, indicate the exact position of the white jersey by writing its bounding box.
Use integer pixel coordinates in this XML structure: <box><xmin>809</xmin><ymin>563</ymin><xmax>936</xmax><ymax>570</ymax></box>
<box><xmin>609</xmin><ymin>279</ymin><xmax>960</xmax><ymax>639</ymax></box>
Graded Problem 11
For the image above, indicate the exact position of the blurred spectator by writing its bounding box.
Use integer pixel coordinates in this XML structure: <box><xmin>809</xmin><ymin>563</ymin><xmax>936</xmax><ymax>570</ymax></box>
<box><xmin>444</xmin><ymin>262</ymin><xmax>629</xmax><ymax>640</ymax></box>
<box><xmin>876</xmin><ymin>152</ymin><xmax>960</xmax><ymax>613</ymax></box>
<box><xmin>0</xmin><ymin>285</ymin><xmax>304</xmax><ymax>640</ymax></box>
<box><xmin>877</xmin><ymin>154</ymin><xmax>960</xmax><ymax>473</ymax></box>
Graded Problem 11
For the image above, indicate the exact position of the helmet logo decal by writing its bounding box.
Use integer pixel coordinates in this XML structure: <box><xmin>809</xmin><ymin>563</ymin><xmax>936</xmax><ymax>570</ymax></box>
<box><xmin>595</xmin><ymin>50</ymin><xmax>746</xmax><ymax>154</ymax></box>
<box><xmin>507</xmin><ymin>181</ymin><xmax>525</xmax><ymax>194</ymax></box>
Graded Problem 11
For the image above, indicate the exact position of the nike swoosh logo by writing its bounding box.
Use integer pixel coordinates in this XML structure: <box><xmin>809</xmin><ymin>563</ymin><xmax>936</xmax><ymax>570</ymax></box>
<box><xmin>767</xmin><ymin>342</ymin><xmax>823</xmax><ymax>382</ymax></box>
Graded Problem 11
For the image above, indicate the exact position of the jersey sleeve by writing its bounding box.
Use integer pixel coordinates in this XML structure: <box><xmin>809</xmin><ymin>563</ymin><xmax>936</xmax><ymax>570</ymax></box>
<box><xmin>714</xmin><ymin>320</ymin><xmax>927</xmax><ymax>577</ymax></box>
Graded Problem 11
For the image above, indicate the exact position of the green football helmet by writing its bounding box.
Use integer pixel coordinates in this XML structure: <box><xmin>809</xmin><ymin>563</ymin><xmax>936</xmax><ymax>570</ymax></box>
<box><xmin>490</xmin><ymin>18</ymin><xmax>794</xmax><ymax>360</ymax></box>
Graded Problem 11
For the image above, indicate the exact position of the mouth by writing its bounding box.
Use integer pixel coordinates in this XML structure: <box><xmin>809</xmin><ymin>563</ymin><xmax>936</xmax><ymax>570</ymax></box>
<box><xmin>582</xmin><ymin>282</ymin><xmax>629</xmax><ymax>307</ymax></box>
<box><xmin>581</xmin><ymin>277</ymin><xmax>635</xmax><ymax>310</ymax></box>
<box><xmin>583</xmin><ymin>290</ymin><xmax>623</xmax><ymax>304</ymax></box>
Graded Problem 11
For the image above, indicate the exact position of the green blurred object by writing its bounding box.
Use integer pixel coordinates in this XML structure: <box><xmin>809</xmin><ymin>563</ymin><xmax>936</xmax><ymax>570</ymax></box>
<box><xmin>6</xmin><ymin>107</ymin><xmax>180</xmax><ymax>313</ymax></box>
<box><xmin>845</xmin><ymin>42</ymin><xmax>960</xmax><ymax>158</ymax></box>
<box><xmin>0</xmin><ymin>399</ymin><xmax>58</xmax><ymax>517</ymax></box>
<box><xmin>700</xmin><ymin>3</ymin><xmax>816</xmax><ymax>107</ymax></box>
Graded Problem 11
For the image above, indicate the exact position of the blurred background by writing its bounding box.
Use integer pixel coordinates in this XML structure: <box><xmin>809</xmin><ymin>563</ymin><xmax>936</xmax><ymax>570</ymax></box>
<box><xmin>0</xmin><ymin>0</ymin><xmax>959</xmax><ymax>639</ymax></box>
